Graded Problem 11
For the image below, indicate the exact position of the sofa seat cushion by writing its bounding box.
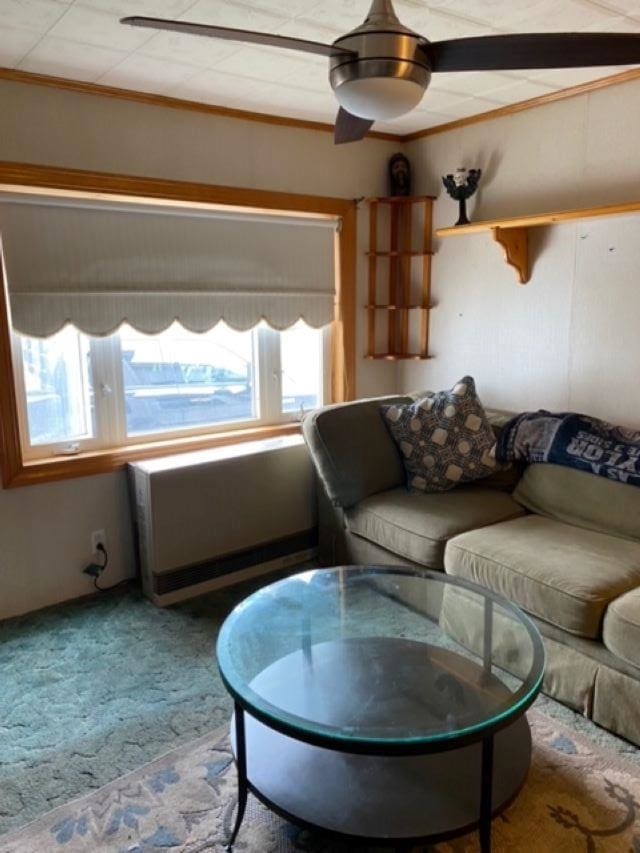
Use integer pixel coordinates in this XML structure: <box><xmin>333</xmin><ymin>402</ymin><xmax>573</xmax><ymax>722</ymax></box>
<box><xmin>445</xmin><ymin>515</ymin><xmax>640</xmax><ymax>639</ymax></box>
<box><xmin>344</xmin><ymin>486</ymin><xmax>524</xmax><ymax>570</ymax></box>
<box><xmin>603</xmin><ymin>589</ymin><xmax>640</xmax><ymax>669</ymax></box>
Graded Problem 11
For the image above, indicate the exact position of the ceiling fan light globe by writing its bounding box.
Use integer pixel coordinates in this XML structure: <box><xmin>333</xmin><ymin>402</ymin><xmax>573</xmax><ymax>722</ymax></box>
<box><xmin>334</xmin><ymin>76</ymin><xmax>426</xmax><ymax>120</ymax></box>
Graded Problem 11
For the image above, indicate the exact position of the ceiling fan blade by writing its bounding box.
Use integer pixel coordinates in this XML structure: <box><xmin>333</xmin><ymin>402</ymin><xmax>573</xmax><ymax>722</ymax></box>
<box><xmin>334</xmin><ymin>108</ymin><xmax>374</xmax><ymax>145</ymax></box>
<box><xmin>121</xmin><ymin>16</ymin><xmax>355</xmax><ymax>59</ymax></box>
<box><xmin>428</xmin><ymin>33</ymin><xmax>640</xmax><ymax>72</ymax></box>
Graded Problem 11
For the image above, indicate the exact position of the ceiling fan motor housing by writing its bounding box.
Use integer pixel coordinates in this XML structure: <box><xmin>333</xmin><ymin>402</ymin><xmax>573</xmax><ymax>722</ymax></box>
<box><xmin>329</xmin><ymin>0</ymin><xmax>432</xmax><ymax>122</ymax></box>
<box><xmin>330</xmin><ymin>31</ymin><xmax>431</xmax><ymax>120</ymax></box>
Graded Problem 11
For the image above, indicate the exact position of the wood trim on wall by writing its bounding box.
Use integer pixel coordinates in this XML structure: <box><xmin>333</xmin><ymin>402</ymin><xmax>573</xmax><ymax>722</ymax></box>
<box><xmin>0</xmin><ymin>262</ymin><xmax>22</xmax><ymax>486</ymax></box>
<box><xmin>333</xmin><ymin>204</ymin><xmax>357</xmax><ymax>403</ymax></box>
<box><xmin>0</xmin><ymin>162</ymin><xmax>357</xmax><ymax>488</ymax></box>
<box><xmin>402</xmin><ymin>67</ymin><xmax>640</xmax><ymax>142</ymax></box>
<box><xmin>0</xmin><ymin>68</ymin><xmax>398</xmax><ymax>143</ymax></box>
<box><xmin>11</xmin><ymin>423</ymin><xmax>303</xmax><ymax>488</ymax></box>
<box><xmin>0</xmin><ymin>161</ymin><xmax>353</xmax><ymax>216</ymax></box>
<box><xmin>2</xmin><ymin>65</ymin><xmax>640</xmax><ymax>145</ymax></box>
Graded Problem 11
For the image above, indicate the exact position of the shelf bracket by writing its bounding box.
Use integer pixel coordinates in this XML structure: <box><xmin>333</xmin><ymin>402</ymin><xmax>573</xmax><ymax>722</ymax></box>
<box><xmin>492</xmin><ymin>226</ymin><xmax>529</xmax><ymax>284</ymax></box>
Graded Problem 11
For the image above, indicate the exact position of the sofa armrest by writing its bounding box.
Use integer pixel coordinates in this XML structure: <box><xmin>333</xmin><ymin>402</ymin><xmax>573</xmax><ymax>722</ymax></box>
<box><xmin>302</xmin><ymin>395</ymin><xmax>411</xmax><ymax>508</ymax></box>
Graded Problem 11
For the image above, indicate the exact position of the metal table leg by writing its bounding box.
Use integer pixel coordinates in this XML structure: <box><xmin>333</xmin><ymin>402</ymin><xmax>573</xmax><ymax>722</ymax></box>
<box><xmin>227</xmin><ymin>703</ymin><xmax>249</xmax><ymax>852</ymax></box>
<box><xmin>479</xmin><ymin>734</ymin><xmax>494</xmax><ymax>853</ymax></box>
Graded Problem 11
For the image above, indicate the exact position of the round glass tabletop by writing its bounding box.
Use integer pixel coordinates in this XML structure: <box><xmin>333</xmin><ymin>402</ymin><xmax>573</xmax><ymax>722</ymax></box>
<box><xmin>216</xmin><ymin>566</ymin><xmax>545</xmax><ymax>751</ymax></box>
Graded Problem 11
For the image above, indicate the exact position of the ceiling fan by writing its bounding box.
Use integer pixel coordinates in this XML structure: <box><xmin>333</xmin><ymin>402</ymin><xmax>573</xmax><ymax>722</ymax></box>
<box><xmin>122</xmin><ymin>0</ymin><xmax>640</xmax><ymax>144</ymax></box>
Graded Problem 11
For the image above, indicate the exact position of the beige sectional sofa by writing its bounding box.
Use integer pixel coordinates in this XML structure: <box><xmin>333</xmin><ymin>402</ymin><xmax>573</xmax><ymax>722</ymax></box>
<box><xmin>302</xmin><ymin>394</ymin><xmax>640</xmax><ymax>746</ymax></box>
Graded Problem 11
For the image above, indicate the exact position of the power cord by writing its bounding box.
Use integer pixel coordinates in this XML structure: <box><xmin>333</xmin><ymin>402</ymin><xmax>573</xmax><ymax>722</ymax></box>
<box><xmin>87</xmin><ymin>543</ymin><xmax>130</xmax><ymax>593</ymax></box>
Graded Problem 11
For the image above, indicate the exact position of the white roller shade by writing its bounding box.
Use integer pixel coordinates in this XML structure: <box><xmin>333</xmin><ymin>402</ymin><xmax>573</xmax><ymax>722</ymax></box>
<box><xmin>0</xmin><ymin>198</ymin><xmax>338</xmax><ymax>337</ymax></box>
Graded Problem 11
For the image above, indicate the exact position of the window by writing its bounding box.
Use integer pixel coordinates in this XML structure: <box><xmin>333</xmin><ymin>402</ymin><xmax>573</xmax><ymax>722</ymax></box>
<box><xmin>120</xmin><ymin>324</ymin><xmax>256</xmax><ymax>438</ymax></box>
<box><xmin>14</xmin><ymin>321</ymin><xmax>327</xmax><ymax>460</ymax></box>
<box><xmin>0</xmin><ymin>165</ymin><xmax>355</xmax><ymax>487</ymax></box>
<box><xmin>21</xmin><ymin>326</ymin><xmax>94</xmax><ymax>447</ymax></box>
<box><xmin>281</xmin><ymin>323</ymin><xmax>323</xmax><ymax>416</ymax></box>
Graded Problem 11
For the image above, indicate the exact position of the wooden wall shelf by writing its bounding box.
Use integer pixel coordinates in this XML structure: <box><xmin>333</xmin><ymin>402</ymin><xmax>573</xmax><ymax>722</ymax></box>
<box><xmin>365</xmin><ymin>304</ymin><xmax>432</xmax><ymax>310</ymax></box>
<box><xmin>370</xmin><ymin>195</ymin><xmax>436</xmax><ymax>205</ymax></box>
<box><xmin>367</xmin><ymin>195</ymin><xmax>434</xmax><ymax>360</ymax></box>
<box><xmin>365</xmin><ymin>353</ymin><xmax>434</xmax><ymax>361</ymax></box>
<box><xmin>435</xmin><ymin>199</ymin><xmax>640</xmax><ymax>285</ymax></box>
<box><xmin>366</xmin><ymin>250</ymin><xmax>434</xmax><ymax>257</ymax></box>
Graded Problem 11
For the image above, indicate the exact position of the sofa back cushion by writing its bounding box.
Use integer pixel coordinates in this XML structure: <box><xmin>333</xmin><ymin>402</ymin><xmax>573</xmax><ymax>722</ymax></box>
<box><xmin>480</xmin><ymin>408</ymin><xmax>525</xmax><ymax>492</ymax></box>
<box><xmin>302</xmin><ymin>395</ymin><xmax>411</xmax><ymax>508</ymax></box>
<box><xmin>514</xmin><ymin>463</ymin><xmax>640</xmax><ymax>542</ymax></box>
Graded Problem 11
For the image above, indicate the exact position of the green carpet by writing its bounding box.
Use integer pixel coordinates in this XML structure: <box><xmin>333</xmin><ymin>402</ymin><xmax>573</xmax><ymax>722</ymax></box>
<box><xmin>1</xmin><ymin>567</ymin><xmax>638</xmax><ymax>839</ymax></box>
<box><xmin>0</xmin><ymin>571</ymin><xmax>298</xmax><ymax>836</ymax></box>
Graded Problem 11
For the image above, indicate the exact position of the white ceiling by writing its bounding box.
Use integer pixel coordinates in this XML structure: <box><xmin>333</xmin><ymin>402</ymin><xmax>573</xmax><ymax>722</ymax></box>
<box><xmin>2</xmin><ymin>0</ymin><xmax>639</xmax><ymax>135</ymax></box>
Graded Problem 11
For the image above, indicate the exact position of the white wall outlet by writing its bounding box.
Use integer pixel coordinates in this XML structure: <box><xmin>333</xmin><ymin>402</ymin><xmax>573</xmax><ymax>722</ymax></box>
<box><xmin>91</xmin><ymin>529</ymin><xmax>107</xmax><ymax>554</ymax></box>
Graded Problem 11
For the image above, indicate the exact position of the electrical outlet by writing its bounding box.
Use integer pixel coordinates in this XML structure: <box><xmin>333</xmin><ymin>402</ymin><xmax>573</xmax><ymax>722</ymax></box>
<box><xmin>91</xmin><ymin>529</ymin><xmax>107</xmax><ymax>554</ymax></box>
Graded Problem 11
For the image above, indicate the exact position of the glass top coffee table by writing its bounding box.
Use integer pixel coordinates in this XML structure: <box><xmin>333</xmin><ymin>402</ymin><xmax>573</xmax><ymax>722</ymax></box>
<box><xmin>216</xmin><ymin>566</ymin><xmax>545</xmax><ymax>852</ymax></box>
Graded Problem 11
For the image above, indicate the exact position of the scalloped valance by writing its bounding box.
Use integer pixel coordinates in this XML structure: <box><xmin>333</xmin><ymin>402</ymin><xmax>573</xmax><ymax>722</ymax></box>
<box><xmin>0</xmin><ymin>198</ymin><xmax>338</xmax><ymax>337</ymax></box>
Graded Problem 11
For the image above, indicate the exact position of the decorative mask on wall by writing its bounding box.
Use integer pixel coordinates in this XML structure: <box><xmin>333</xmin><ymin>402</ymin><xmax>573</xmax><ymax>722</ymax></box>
<box><xmin>388</xmin><ymin>153</ymin><xmax>411</xmax><ymax>197</ymax></box>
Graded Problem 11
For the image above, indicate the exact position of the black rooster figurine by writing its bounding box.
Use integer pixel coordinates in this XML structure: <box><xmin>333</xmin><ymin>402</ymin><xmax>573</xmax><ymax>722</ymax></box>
<box><xmin>442</xmin><ymin>167</ymin><xmax>482</xmax><ymax>226</ymax></box>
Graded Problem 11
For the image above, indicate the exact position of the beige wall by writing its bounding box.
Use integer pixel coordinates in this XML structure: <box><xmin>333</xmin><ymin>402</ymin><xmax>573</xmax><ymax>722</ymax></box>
<box><xmin>4</xmin><ymin>75</ymin><xmax>640</xmax><ymax>619</ymax></box>
<box><xmin>0</xmin><ymin>80</ymin><xmax>399</xmax><ymax>619</ymax></box>
<box><xmin>401</xmin><ymin>77</ymin><xmax>640</xmax><ymax>426</ymax></box>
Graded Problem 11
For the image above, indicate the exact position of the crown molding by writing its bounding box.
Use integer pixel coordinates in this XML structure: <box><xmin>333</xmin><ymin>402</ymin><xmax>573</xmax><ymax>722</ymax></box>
<box><xmin>402</xmin><ymin>67</ymin><xmax>640</xmax><ymax>142</ymax></box>
<box><xmin>1</xmin><ymin>64</ymin><xmax>640</xmax><ymax>146</ymax></box>
<box><xmin>0</xmin><ymin>67</ymin><xmax>400</xmax><ymax>143</ymax></box>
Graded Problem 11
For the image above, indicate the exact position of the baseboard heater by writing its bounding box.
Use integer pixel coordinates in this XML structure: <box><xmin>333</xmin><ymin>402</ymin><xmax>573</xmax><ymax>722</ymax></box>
<box><xmin>129</xmin><ymin>434</ymin><xmax>317</xmax><ymax>606</ymax></box>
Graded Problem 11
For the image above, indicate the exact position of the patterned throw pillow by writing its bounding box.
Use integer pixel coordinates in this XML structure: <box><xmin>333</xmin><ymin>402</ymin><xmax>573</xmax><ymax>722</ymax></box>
<box><xmin>381</xmin><ymin>376</ymin><xmax>499</xmax><ymax>493</ymax></box>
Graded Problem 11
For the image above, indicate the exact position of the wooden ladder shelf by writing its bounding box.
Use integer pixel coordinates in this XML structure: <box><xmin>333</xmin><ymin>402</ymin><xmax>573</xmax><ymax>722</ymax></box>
<box><xmin>366</xmin><ymin>195</ymin><xmax>435</xmax><ymax>360</ymax></box>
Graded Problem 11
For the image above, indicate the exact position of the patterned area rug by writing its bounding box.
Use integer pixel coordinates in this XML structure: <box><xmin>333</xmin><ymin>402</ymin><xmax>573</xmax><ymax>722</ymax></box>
<box><xmin>1</xmin><ymin>710</ymin><xmax>639</xmax><ymax>853</ymax></box>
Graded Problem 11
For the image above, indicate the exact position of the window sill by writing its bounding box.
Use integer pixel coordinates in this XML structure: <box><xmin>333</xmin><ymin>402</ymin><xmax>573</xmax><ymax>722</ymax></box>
<box><xmin>4</xmin><ymin>422</ymin><xmax>302</xmax><ymax>488</ymax></box>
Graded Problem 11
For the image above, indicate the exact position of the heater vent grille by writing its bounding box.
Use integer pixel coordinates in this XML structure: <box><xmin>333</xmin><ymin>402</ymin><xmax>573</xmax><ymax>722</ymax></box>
<box><xmin>153</xmin><ymin>529</ymin><xmax>318</xmax><ymax>595</ymax></box>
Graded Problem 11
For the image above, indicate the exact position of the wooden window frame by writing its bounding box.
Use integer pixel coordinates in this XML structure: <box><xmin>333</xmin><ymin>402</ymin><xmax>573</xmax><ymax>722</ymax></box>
<box><xmin>0</xmin><ymin>162</ymin><xmax>356</xmax><ymax>488</ymax></box>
